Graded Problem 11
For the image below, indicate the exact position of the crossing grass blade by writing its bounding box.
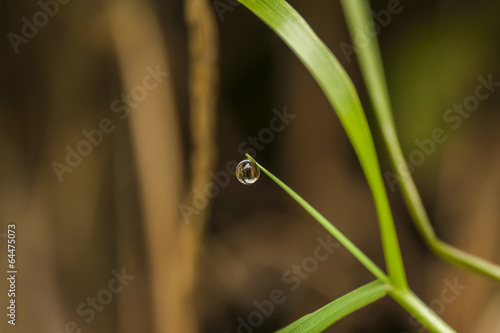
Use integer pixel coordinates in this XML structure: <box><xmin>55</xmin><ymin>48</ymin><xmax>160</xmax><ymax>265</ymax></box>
<box><xmin>246</xmin><ymin>154</ymin><xmax>389</xmax><ymax>283</ymax></box>
<box><xmin>248</xmin><ymin>155</ymin><xmax>455</xmax><ymax>333</ymax></box>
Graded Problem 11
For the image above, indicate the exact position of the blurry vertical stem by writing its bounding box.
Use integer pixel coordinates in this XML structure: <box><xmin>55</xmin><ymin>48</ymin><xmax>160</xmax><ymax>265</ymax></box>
<box><xmin>340</xmin><ymin>0</ymin><xmax>500</xmax><ymax>281</ymax></box>
<box><xmin>238</xmin><ymin>0</ymin><xmax>407</xmax><ymax>290</ymax></box>
<box><xmin>185</xmin><ymin>0</ymin><xmax>219</xmax><ymax>200</ymax></box>
<box><xmin>174</xmin><ymin>0</ymin><xmax>219</xmax><ymax>332</ymax></box>
<box><xmin>108</xmin><ymin>1</ymin><xmax>183</xmax><ymax>331</ymax></box>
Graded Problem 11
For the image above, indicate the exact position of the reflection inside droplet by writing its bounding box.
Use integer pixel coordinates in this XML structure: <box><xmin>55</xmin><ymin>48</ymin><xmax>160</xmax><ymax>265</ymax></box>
<box><xmin>236</xmin><ymin>159</ymin><xmax>260</xmax><ymax>185</ymax></box>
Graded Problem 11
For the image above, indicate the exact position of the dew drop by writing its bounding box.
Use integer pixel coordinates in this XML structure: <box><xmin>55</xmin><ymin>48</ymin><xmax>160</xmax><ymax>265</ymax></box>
<box><xmin>236</xmin><ymin>159</ymin><xmax>260</xmax><ymax>185</ymax></box>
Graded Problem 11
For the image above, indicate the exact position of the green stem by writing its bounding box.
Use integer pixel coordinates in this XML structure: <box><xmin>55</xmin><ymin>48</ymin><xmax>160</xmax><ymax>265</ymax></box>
<box><xmin>364</xmin><ymin>159</ymin><xmax>408</xmax><ymax>289</ymax></box>
<box><xmin>432</xmin><ymin>240</ymin><xmax>500</xmax><ymax>281</ymax></box>
<box><xmin>340</xmin><ymin>0</ymin><xmax>500</xmax><ymax>282</ymax></box>
<box><xmin>246</xmin><ymin>154</ymin><xmax>389</xmax><ymax>284</ymax></box>
<box><xmin>388</xmin><ymin>288</ymin><xmax>456</xmax><ymax>333</ymax></box>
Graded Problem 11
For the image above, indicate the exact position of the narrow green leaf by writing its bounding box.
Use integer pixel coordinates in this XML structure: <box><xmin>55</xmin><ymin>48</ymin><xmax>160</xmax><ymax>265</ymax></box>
<box><xmin>276</xmin><ymin>280</ymin><xmax>387</xmax><ymax>333</ymax></box>
<box><xmin>247</xmin><ymin>154</ymin><xmax>389</xmax><ymax>283</ymax></box>
<box><xmin>238</xmin><ymin>0</ymin><xmax>407</xmax><ymax>288</ymax></box>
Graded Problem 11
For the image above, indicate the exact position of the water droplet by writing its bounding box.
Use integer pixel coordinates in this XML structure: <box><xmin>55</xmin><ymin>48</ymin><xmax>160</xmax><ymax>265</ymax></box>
<box><xmin>236</xmin><ymin>159</ymin><xmax>260</xmax><ymax>185</ymax></box>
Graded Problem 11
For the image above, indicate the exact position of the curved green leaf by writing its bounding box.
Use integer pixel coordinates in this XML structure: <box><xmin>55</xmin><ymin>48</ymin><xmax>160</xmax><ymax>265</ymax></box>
<box><xmin>276</xmin><ymin>281</ymin><xmax>387</xmax><ymax>333</ymax></box>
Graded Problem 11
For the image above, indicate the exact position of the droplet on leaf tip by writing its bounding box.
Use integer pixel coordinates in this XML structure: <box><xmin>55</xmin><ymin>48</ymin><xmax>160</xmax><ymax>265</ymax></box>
<box><xmin>236</xmin><ymin>159</ymin><xmax>260</xmax><ymax>185</ymax></box>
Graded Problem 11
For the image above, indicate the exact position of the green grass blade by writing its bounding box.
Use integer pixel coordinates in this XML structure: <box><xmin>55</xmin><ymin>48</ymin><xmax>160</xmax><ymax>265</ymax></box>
<box><xmin>340</xmin><ymin>0</ymin><xmax>500</xmax><ymax>282</ymax></box>
<box><xmin>276</xmin><ymin>280</ymin><xmax>387</xmax><ymax>333</ymax></box>
<box><xmin>238</xmin><ymin>0</ymin><xmax>407</xmax><ymax>289</ymax></box>
<box><xmin>388</xmin><ymin>288</ymin><xmax>456</xmax><ymax>333</ymax></box>
<box><xmin>246</xmin><ymin>154</ymin><xmax>389</xmax><ymax>283</ymax></box>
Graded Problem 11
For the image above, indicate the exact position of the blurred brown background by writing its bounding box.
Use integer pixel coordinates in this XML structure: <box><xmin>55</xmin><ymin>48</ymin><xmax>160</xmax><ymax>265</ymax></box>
<box><xmin>1</xmin><ymin>0</ymin><xmax>500</xmax><ymax>332</ymax></box>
